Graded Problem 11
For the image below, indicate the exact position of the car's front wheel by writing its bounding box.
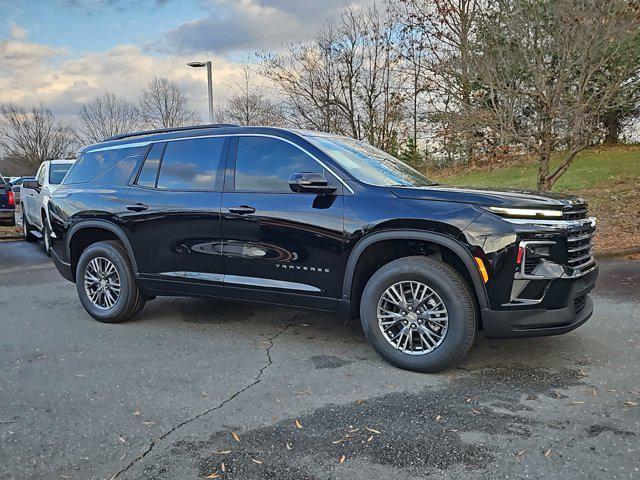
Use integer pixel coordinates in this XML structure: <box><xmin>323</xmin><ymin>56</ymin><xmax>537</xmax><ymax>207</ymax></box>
<box><xmin>22</xmin><ymin>207</ymin><xmax>37</xmax><ymax>242</ymax></box>
<box><xmin>42</xmin><ymin>223</ymin><xmax>52</xmax><ymax>256</ymax></box>
<box><xmin>360</xmin><ymin>256</ymin><xmax>476</xmax><ymax>373</ymax></box>
<box><xmin>76</xmin><ymin>240</ymin><xmax>146</xmax><ymax>323</ymax></box>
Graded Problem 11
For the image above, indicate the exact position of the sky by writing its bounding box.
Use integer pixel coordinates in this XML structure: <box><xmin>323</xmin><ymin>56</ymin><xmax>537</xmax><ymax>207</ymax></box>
<box><xmin>0</xmin><ymin>0</ymin><xmax>370</xmax><ymax>124</ymax></box>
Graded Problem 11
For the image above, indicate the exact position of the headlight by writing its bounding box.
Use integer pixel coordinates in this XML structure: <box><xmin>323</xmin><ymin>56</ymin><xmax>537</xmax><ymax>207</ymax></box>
<box><xmin>487</xmin><ymin>206</ymin><xmax>563</xmax><ymax>218</ymax></box>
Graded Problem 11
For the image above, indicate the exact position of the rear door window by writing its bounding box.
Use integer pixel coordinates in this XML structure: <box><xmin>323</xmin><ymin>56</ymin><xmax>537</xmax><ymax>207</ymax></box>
<box><xmin>156</xmin><ymin>137</ymin><xmax>226</xmax><ymax>191</ymax></box>
<box><xmin>135</xmin><ymin>143</ymin><xmax>165</xmax><ymax>188</ymax></box>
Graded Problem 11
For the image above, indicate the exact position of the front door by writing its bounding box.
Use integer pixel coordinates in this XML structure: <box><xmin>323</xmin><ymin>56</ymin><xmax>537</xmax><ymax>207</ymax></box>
<box><xmin>221</xmin><ymin>135</ymin><xmax>345</xmax><ymax>310</ymax></box>
<box><xmin>123</xmin><ymin>136</ymin><xmax>228</xmax><ymax>296</ymax></box>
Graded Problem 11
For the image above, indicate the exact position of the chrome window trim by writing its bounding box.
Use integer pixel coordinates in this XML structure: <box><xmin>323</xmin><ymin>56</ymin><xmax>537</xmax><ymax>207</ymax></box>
<box><xmin>88</xmin><ymin>133</ymin><xmax>355</xmax><ymax>194</ymax></box>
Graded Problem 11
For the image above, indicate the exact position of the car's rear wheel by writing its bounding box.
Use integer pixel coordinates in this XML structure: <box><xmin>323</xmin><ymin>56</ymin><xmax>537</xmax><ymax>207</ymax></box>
<box><xmin>22</xmin><ymin>207</ymin><xmax>37</xmax><ymax>242</ymax></box>
<box><xmin>76</xmin><ymin>240</ymin><xmax>146</xmax><ymax>323</ymax></box>
<box><xmin>360</xmin><ymin>256</ymin><xmax>476</xmax><ymax>373</ymax></box>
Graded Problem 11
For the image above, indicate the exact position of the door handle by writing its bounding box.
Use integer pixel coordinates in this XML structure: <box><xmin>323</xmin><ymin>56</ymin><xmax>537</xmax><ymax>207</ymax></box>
<box><xmin>228</xmin><ymin>205</ymin><xmax>256</xmax><ymax>215</ymax></box>
<box><xmin>126</xmin><ymin>203</ymin><xmax>148</xmax><ymax>212</ymax></box>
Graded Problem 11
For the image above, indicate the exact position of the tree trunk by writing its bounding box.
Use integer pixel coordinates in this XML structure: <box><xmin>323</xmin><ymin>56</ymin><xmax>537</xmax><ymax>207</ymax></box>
<box><xmin>537</xmin><ymin>151</ymin><xmax>552</xmax><ymax>190</ymax></box>
<box><xmin>603</xmin><ymin>111</ymin><xmax>621</xmax><ymax>145</ymax></box>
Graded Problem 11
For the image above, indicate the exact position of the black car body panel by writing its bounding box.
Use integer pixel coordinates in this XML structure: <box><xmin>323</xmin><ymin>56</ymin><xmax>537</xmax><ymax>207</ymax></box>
<box><xmin>48</xmin><ymin>125</ymin><xmax>597</xmax><ymax>337</ymax></box>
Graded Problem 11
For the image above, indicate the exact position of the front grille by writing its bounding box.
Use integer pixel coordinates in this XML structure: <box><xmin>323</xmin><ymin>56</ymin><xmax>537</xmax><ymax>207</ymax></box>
<box><xmin>574</xmin><ymin>294</ymin><xmax>587</xmax><ymax>313</ymax></box>
<box><xmin>562</xmin><ymin>204</ymin><xmax>588</xmax><ymax>220</ymax></box>
<box><xmin>567</xmin><ymin>221</ymin><xmax>596</xmax><ymax>274</ymax></box>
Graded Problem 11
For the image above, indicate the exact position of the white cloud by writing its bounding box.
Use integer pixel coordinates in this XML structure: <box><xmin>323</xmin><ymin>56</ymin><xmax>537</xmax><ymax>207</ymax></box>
<box><xmin>0</xmin><ymin>42</ymin><xmax>244</xmax><ymax>124</ymax></box>
<box><xmin>9</xmin><ymin>22</ymin><xmax>28</xmax><ymax>39</ymax></box>
<box><xmin>162</xmin><ymin>0</ymin><xmax>374</xmax><ymax>54</ymax></box>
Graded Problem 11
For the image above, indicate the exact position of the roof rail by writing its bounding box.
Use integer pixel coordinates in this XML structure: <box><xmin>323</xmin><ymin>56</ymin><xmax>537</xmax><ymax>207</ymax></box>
<box><xmin>104</xmin><ymin>124</ymin><xmax>240</xmax><ymax>142</ymax></box>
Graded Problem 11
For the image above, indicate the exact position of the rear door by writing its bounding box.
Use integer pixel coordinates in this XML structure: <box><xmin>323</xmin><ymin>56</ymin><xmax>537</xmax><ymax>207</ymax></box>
<box><xmin>123</xmin><ymin>136</ymin><xmax>229</xmax><ymax>296</ymax></box>
<box><xmin>220</xmin><ymin>135</ymin><xmax>345</xmax><ymax>310</ymax></box>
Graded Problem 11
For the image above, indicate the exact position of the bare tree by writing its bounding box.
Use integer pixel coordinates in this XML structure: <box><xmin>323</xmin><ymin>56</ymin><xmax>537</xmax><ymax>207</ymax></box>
<box><xmin>215</xmin><ymin>66</ymin><xmax>286</xmax><ymax>126</ymax></box>
<box><xmin>393</xmin><ymin>0</ymin><xmax>481</xmax><ymax>163</ymax></box>
<box><xmin>466</xmin><ymin>0</ymin><xmax>640</xmax><ymax>189</ymax></box>
<box><xmin>138</xmin><ymin>77</ymin><xmax>200</xmax><ymax>129</ymax></box>
<box><xmin>77</xmin><ymin>93</ymin><xmax>139</xmax><ymax>143</ymax></box>
<box><xmin>259</xmin><ymin>5</ymin><xmax>406</xmax><ymax>151</ymax></box>
<box><xmin>0</xmin><ymin>103</ymin><xmax>76</xmax><ymax>172</ymax></box>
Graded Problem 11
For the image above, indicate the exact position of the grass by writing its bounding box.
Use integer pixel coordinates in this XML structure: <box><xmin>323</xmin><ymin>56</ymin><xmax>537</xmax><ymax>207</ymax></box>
<box><xmin>431</xmin><ymin>145</ymin><xmax>640</xmax><ymax>193</ymax></box>
<box><xmin>429</xmin><ymin>145</ymin><xmax>640</xmax><ymax>254</ymax></box>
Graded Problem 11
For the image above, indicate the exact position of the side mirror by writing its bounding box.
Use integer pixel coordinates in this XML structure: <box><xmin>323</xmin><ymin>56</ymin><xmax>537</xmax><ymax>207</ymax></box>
<box><xmin>22</xmin><ymin>180</ymin><xmax>41</xmax><ymax>192</ymax></box>
<box><xmin>5</xmin><ymin>182</ymin><xmax>12</xmax><ymax>189</ymax></box>
<box><xmin>289</xmin><ymin>172</ymin><xmax>337</xmax><ymax>195</ymax></box>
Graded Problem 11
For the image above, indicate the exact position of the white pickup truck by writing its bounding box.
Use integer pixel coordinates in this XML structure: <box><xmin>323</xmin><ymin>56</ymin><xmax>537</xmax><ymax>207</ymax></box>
<box><xmin>21</xmin><ymin>159</ymin><xmax>75</xmax><ymax>254</ymax></box>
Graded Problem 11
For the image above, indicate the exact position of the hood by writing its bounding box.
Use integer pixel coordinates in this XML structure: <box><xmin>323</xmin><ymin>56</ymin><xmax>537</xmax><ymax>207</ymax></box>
<box><xmin>388</xmin><ymin>185</ymin><xmax>586</xmax><ymax>209</ymax></box>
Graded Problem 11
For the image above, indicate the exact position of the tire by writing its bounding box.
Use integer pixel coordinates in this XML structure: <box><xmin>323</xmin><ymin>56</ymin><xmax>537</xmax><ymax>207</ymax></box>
<box><xmin>42</xmin><ymin>222</ymin><xmax>52</xmax><ymax>256</ymax></box>
<box><xmin>75</xmin><ymin>240</ymin><xmax>144</xmax><ymax>323</ymax></box>
<box><xmin>360</xmin><ymin>256</ymin><xmax>476</xmax><ymax>373</ymax></box>
<box><xmin>22</xmin><ymin>207</ymin><xmax>37</xmax><ymax>242</ymax></box>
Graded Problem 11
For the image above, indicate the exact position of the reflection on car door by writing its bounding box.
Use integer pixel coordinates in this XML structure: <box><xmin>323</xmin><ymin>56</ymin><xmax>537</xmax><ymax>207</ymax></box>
<box><xmin>123</xmin><ymin>137</ymin><xmax>229</xmax><ymax>297</ymax></box>
<box><xmin>220</xmin><ymin>135</ymin><xmax>345</xmax><ymax>310</ymax></box>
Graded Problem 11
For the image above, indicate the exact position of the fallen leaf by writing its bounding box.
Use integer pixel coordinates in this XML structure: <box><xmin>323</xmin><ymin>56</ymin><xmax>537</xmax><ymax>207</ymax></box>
<box><xmin>204</xmin><ymin>473</ymin><xmax>221</xmax><ymax>479</ymax></box>
<box><xmin>348</xmin><ymin>427</ymin><xmax>359</xmax><ymax>433</ymax></box>
<box><xmin>118</xmin><ymin>436</ymin><xmax>126</xmax><ymax>443</ymax></box>
<box><xmin>133</xmin><ymin>410</ymin><xmax>141</xmax><ymax>416</ymax></box>
<box><xmin>464</xmin><ymin>397</ymin><xmax>472</xmax><ymax>403</ymax></box>
<box><xmin>435</xmin><ymin>415</ymin><xmax>443</xmax><ymax>421</ymax></box>
<box><xmin>592</xmin><ymin>389</ymin><xmax>598</xmax><ymax>396</ymax></box>
<box><xmin>625</xmin><ymin>400</ymin><xmax>638</xmax><ymax>407</ymax></box>
<box><xmin>470</xmin><ymin>409</ymin><xmax>481</xmax><ymax>415</ymax></box>
<box><xmin>355</xmin><ymin>399</ymin><xmax>365</xmax><ymax>405</ymax></box>
<box><xmin>544</xmin><ymin>449</ymin><xmax>552</xmax><ymax>457</ymax></box>
<box><xmin>526</xmin><ymin>395</ymin><xmax>536</xmax><ymax>401</ymax></box>
<box><xmin>339</xmin><ymin>454</ymin><xmax>346</xmax><ymax>464</ymax></box>
<box><xmin>295</xmin><ymin>419</ymin><xmax>303</xmax><ymax>429</ymax></box>
<box><xmin>221</xmin><ymin>463</ymin><xmax>226</xmax><ymax>472</ymax></box>
<box><xmin>516</xmin><ymin>450</ymin><xmax>525</xmax><ymax>457</ymax></box>
<box><xmin>231</xmin><ymin>431</ymin><xmax>240</xmax><ymax>442</ymax></box>
<box><xmin>142</xmin><ymin>421</ymin><xmax>155</xmax><ymax>426</ymax></box>
<box><xmin>251</xmin><ymin>458</ymin><xmax>263</xmax><ymax>465</ymax></box>
<box><xmin>286</xmin><ymin>442</ymin><xmax>293</xmax><ymax>450</ymax></box>
<box><xmin>367</xmin><ymin>435</ymin><xmax>374</xmax><ymax>442</ymax></box>
<box><xmin>213</xmin><ymin>450</ymin><xmax>231</xmax><ymax>455</ymax></box>
<box><xmin>365</xmin><ymin>427</ymin><xmax>381</xmax><ymax>434</ymax></box>
<box><xmin>332</xmin><ymin>439</ymin><xmax>343</xmax><ymax>444</ymax></box>
<box><xmin>567</xmin><ymin>400</ymin><xmax>585</xmax><ymax>405</ymax></box>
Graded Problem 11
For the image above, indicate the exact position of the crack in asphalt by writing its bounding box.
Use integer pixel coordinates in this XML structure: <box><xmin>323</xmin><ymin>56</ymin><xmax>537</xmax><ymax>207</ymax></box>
<box><xmin>109</xmin><ymin>316</ymin><xmax>297</xmax><ymax>479</ymax></box>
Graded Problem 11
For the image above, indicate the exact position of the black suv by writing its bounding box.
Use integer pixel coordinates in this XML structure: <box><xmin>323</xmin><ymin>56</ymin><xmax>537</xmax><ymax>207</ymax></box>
<box><xmin>48</xmin><ymin>125</ymin><xmax>598</xmax><ymax>372</ymax></box>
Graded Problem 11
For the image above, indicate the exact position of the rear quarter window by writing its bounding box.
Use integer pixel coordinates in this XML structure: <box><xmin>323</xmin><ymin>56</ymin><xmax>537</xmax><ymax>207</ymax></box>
<box><xmin>63</xmin><ymin>145</ymin><xmax>147</xmax><ymax>185</ymax></box>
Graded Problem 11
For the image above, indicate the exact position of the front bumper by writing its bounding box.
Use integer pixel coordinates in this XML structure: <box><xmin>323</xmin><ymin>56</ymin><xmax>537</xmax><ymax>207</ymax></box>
<box><xmin>482</xmin><ymin>265</ymin><xmax>598</xmax><ymax>338</ymax></box>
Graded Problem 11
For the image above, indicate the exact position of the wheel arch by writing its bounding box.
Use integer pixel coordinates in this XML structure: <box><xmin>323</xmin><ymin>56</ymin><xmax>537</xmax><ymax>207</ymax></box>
<box><xmin>342</xmin><ymin>229</ymin><xmax>489</xmax><ymax>315</ymax></box>
<box><xmin>67</xmin><ymin>220</ymin><xmax>139</xmax><ymax>279</ymax></box>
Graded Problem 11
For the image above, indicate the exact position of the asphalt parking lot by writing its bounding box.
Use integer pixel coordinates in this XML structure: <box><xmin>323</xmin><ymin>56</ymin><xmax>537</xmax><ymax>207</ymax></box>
<box><xmin>1</xmin><ymin>241</ymin><xmax>638</xmax><ymax>480</ymax></box>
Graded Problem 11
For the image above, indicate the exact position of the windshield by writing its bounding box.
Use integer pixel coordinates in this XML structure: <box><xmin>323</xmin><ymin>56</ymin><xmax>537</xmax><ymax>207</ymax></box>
<box><xmin>305</xmin><ymin>135</ymin><xmax>435</xmax><ymax>187</ymax></box>
<box><xmin>49</xmin><ymin>163</ymin><xmax>73</xmax><ymax>185</ymax></box>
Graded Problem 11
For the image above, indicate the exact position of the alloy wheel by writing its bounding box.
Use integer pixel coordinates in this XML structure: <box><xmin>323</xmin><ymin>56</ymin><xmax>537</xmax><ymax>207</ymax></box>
<box><xmin>83</xmin><ymin>257</ymin><xmax>121</xmax><ymax>310</ymax></box>
<box><xmin>377</xmin><ymin>281</ymin><xmax>449</xmax><ymax>355</ymax></box>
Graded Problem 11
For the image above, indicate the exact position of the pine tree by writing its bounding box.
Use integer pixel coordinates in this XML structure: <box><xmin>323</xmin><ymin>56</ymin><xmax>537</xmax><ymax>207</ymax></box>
<box><xmin>399</xmin><ymin>137</ymin><xmax>423</xmax><ymax>169</ymax></box>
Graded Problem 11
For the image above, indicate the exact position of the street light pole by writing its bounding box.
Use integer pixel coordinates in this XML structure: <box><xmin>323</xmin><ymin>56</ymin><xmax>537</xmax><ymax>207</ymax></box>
<box><xmin>187</xmin><ymin>60</ymin><xmax>214</xmax><ymax>124</ymax></box>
